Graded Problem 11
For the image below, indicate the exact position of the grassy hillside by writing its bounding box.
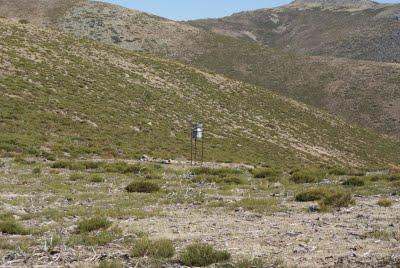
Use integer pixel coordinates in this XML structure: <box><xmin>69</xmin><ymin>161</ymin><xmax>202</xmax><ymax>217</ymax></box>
<box><xmin>190</xmin><ymin>1</ymin><xmax>400</xmax><ymax>63</ymax></box>
<box><xmin>0</xmin><ymin>19</ymin><xmax>399</xmax><ymax>166</ymax></box>
<box><xmin>1</xmin><ymin>0</ymin><xmax>398</xmax><ymax>138</ymax></box>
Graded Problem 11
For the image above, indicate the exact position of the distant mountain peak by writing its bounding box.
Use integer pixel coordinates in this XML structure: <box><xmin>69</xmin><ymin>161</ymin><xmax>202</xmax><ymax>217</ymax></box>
<box><xmin>289</xmin><ymin>0</ymin><xmax>379</xmax><ymax>9</ymax></box>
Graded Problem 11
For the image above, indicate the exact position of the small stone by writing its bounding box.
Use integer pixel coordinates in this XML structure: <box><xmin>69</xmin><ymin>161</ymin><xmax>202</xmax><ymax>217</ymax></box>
<box><xmin>309</xmin><ymin>205</ymin><xmax>320</xmax><ymax>212</ymax></box>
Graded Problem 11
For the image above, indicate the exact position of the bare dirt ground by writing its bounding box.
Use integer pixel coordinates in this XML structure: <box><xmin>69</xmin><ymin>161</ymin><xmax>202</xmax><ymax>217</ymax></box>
<box><xmin>0</xmin><ymin>157</ymin><xmax>399</xmax><ymax>267</ymax></box>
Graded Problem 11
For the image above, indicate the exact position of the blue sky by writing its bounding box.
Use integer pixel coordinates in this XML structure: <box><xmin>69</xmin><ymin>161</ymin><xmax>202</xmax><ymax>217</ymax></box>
<box><xmin>101</xmin><ymin>0</ymin><xmax>399</xmax><ymax>20</ymax></box>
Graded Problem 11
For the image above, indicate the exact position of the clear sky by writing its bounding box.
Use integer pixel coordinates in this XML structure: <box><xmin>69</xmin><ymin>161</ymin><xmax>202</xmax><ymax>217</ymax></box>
<box><xmin>100</xmin><ymin>0</ymin><xmax>399</xmax><ymax>20</ymax></box>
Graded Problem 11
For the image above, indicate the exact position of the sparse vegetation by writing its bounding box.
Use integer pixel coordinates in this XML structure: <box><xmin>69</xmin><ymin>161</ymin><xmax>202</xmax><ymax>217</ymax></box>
<box><xmin>295</xmin><ymin>188</ymin><xmax>328</xmax><ymax>202</ymax></box>
<box><xmin>180</xmin><ymin>243</ymin><xmax>230</xmax><ymax>266</ymax></box>
<box><xmin>377</xmin><ymin>198</ymin><xmax>392</xmax><ymax>207</ymax></box>
<box><xmin>251</xmin><ymin>167</ymin><xmax>281</xmax><ymax>179</ymax></box>
<box><xmin>232</xmin><ymin>198</ymin><xmax>279</xmax><ymax>213</ymax></box>
<box><xmin>77</xmin><ymin>217</ymin><xmax>111</xmax><ymax>233</ymax></box>
<box><xmin>126</xmin><ymin>181</ymin><xmax>160</xmax><ymax>193</ymax></box>
<box><xmin>342</xmin><ymin>177</ymin><xmax>365</xmax><ymax>187</ymax></box>
<box><xmin>70</xmin><ymin>173</ymin><xmax>85</xmax><ymax>181</ymax></box>
<box><xmin>290</xmin><ymin>168</ymin><xmax>324</xmax><ymax>184</ymax></box>
<box><xmin>0</xmin><ymin>219</ymin><xmax>28</xmax><ymax>235</ymax></box>
<box><xmin>131</xmin><ymin>238</ymin><xmax>175</xmax><ymax>258</ymax></box>
<box><xmin>90</xmin><ymin>174</ymin><xmax>104</xmax><ymax>183</ymax></box>
<box><xmin>319</xmin><ymin>190</ymin><xmax>354</xmax><ymax>211</ymax></box>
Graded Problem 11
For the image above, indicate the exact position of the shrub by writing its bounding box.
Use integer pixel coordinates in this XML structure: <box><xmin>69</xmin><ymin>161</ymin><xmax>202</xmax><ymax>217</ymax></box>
<box><xmin>32</xmin><ymin>167</ymin><xmax>41</xmax><ymax>175</ymax></box>
<box><xmin>192</xmin><ymin>175</ymin><xmax>245</xmax><ymax>185</ymax></box>
<box><xmin>232</xmin><ymin>198</ymin><xmax>278</xmax><ymax>213</ymax></box>
<box><xmin>98</xmin><ymin>260</ymin><xmax>123</xmax><ymax>268</ymax></box>
<box><xmin>295</xmin><ymin>188</ymin><xmax>327</xmax><ymax>202</ymax></box>
<box><xmin>70</xmin><ymin>173</ymin><xmax>85</xmax><ymax>181</ymax></box>
<box><xmin>235</xmin><ymin>258</ymin><xmax>265</xmax><ymax>268</ymax></box>
<box><xmin>131</xmin><ymin>238</ymin><xmax>175</xmax><ymax>258</ymax></box>
<box><xmin>77</xmin><ymin>217</ymin><xmax>111</xmax><ymax>233</ymax></box>
<box><xmin>191</xmin><ymin>167</ymin><xmax>241</xmax><ymax>177</ymax></box>
<box><xmin>387</xmin><ymin>174</ymin><xmax>400</xmax><ymax>181</ymax></box>
<box><xmin>18</xmin><ymin>19</ymin><xmax>29</xmax><ymax>24</ymax></box>
<box><xmin>377</xmin><ymin>198</ymin><xmax>392</xmax><ymax>207</ymax></box>
<box><xmin>126</xmin><ymin>181</ymin><xmax>160</xmax><ymax>193</ymax></box>
<box><xmin>84</xmin><ymin>161</ymin><xmax>104</xmax><ymax>170</ymax></box>
<box><xmin>319</xmin><ymin>191</ymin><xmax>354</xmax><ymax>210</ymax></box>
<box><xmin>90</xmin><ymin>174</ymin><xmax>104</xmax><ymax>183</ymax></box>
<box><xmin>68</xmin><ymin>227</ymin><xmax>122</xmax><ymax>246</ymax></box>
<box><xmin>103</xmin><ymin>162</ymin><xmax>147</xmax><ymax>174</ymax></box>
<box><xmin>180</xmin><ymin>243</ymin><xmax>230</xmax><ymax>266</ymax></box>
<box><xmin>251</xmin><ymin>168</ymin><xmax>281</xmax><ymax>178</ymax></box>
<box><xmin>290</xmin><ymin>168</ymin><xmax>324</xmax><ymax>184</ymax></box>
<box><xmin>51</xmin><ymin>161</ymin><xmax>85</xmax><ymax>171</ymax></box>
<box><xmin>342</xmin><ymin>177</ymin><xmax>365</xmax><ymax>187</ymax></box>
<box><xmin>0</xmin><ymin>220</ymin><xmax>28</xmax><ymax>235</ymax></box>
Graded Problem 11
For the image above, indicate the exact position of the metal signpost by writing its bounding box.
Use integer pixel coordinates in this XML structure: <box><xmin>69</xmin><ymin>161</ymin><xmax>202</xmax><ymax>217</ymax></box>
<box><xmin>191</xmin><ymin>123</ymin><xmax>204</xmax><ymax>166</ymax></box>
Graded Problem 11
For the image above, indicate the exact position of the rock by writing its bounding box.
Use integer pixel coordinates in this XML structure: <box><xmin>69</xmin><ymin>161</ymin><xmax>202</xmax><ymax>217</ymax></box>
<box><xmin>273</xmin><ymin>182</ymin><xmax>282</xmax><ymax>188</ymax></box>
<box><xmin>309</xmin><ymin>204</ymin><xmax>320</xmax><ymax>212</ymax></box>
<box><xmin>161</xmin><ymin>159</ymin><xmax>172</xmax><ymax>165</ymax></box>
<box><xmin>140</xmin><ymin>155</ymin><xmax>151</xmax><ymax>161</ymax></box>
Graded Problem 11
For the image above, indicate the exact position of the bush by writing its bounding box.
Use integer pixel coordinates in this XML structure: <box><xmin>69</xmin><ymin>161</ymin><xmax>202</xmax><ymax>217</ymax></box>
<box><xmin>70</xmin><ymin>173</ymin><xmax>85</xmax><ymax>181</ymax></box>
<box><xmin>18</xmin><ymin>19</ymin><xmax>29</xmax><ymax>24</ymax></box>
<box><xmin>290</xmin><ymin>168</ymin><xmax>324</xmax><ymax>184</ymax></box>
<box><xmin>387</xmin><ymin>173</ymin><xmax>400</xmax><ymax>181</ymax></box>
<box><xmin>191</xmin><ymin>167</ymin><xmax>242</xmax><ymax>177</ymax></box>
<box><xmin>132</xmin><ymin>238</ymin><xmax>175</xmax><ymax>258</ymax></box>
<box><xmin>342</xmin><ymin>177</ymin><xmax>365</xmax><ymax>187</ymax></box>
<box><xmin>32</xmin><ymin>167</ymin><xmax>41</xmax><ymax>175</ymax></box>
<box><xmin>192</xmin><ymin>175</ymin><xmax>245</xmax><ymax>185</ymax></box>
<box><xmin>77</xmin><ymin>217</ymin><xmax>111</xmax><ymax>233</ymax></box>
<box><xmin>251</xmin><ymin>168</ymin><xmax>281</xmax><ymax>178</ymax></box>
<box><xmin>126</xmin><ymin>181</ymin><xmax>160</xmax><ymax>193</ymax></box>
<box><xmin>319</xmin><ymin>191</ymin><xmax>354</xmax><ymax>210</ymax></box>
<box><xmin>68</xmin><ymin>227</ymin><xmax>122</xmax><ymax>246</ymax></box>
<box><xmin>97</xmin><ymin>260</ymin><xmax>123</xmax><ymax>268</ymax></box>
<box><xmin>232</xmin><ymin>198</ymin><xmax>278</xmax><ymax>213</ymax></box>
<box><xmin>180</xmin><ymin>243</ymin><xmax>230</xmax><ymax>266</ymax></box>
<box><xmin>51</xmin><ymin>161</ymin><xmax>85</xmax><ymax>170</ymax></box>
<box><xmin>90</xmin><ymin>174</ymin><xmax>104</xmax><ymax>183</ymax></box>
<box><xmin>103</xmin><ymin>162</ymin><xmax>148</xmax><ymax>174</ymax></box>
<box><xmin>0</xmin><ymin>220</ymin><xmax>28</xmax><ymax>235</ymax></box>
<box><xmin>377</xmin><ymin>198</ymin><xmax>392</xmax><ymax>207</ymax></box>
<box><xmin>295</xmin><ymin>188</ymin><xmax>328</xmax><ymax>202</ymax></box>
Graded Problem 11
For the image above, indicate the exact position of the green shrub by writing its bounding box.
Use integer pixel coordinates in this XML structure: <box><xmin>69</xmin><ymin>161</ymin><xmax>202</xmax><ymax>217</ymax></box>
<box><xmin>0</xmin><ymin>220</ymin><xmax>28</xmax><ymax>235</ymax></box>
<box><xmin>191</xmin><ymin>167</ymin><xmax>241</xmax><ymax>177</ymax></box>
<box><xmin>84</xmin><ymin>161</ymin><xmax>104</xmax><ymax>170</ymax></box>
<box><xmin>103</xmin><ymin>162</ymin><xmax>149</xmax><ymax>174</ymax></box>
<box><xmin>232</xmin><ymin>198</ymin><xmax>278</xmax><ymax>213</ymax></box>
<box><xmin>132</xmin><ymin>238</ymin><xmax>175</xmax><ymax>258</ymax></box>
<box><xmin>68</xmin><ymin>227</ymin><xmax>122</xmax><ymax>246</ymax></box>
<box><xmin>18</xmin><ymin>19</ymin><xmax>29</xmax><ymax>24</ymax></box>
<box><xmin>90</xmin><ymin>174</ymin><xmax>104</xmax><ymax>183</ymax></box>
<box><xmin>70</xmin><ymin>173</ymin><xmax>85</xmax><ymax>181</ymax></box>
<box><xmin>32</xmin><ymin>167</ymin><xmax>41</xmax><ymax>175</ymax></box>
<box><xmin>342</xmin><ymin>177</ymin><xmax>365</xmax><ymax>187</ymax></box>
<box><xmin>290</xmin><ymin>168</ymin><xmax>324</xmax><ymax>184</ymax></box>
<box><xmin>377</xmin><ymin>198</ymin><xmax>392</xmax><ymax>207</ymax></box>
<box><xmin>295</xmin><ymin>188</ymin><xmax>328</xmax><ymax>202</ymax></box>
<box><xmin>180</xmin><ymin>243</ymin><xmax>230</xmax><ymax>266</ymax></box>
<box><xmin>251</xmin><ymin>168</ymin><xmax>281</xmax><ymax>178</ymax></box>
<box><xmin>387</xmin><ymin>174</ymin><xmax>400</xmax><ymax>181</ymax></box>
<box><xmin>235</xmin><ymin>258</ymin><xmax>265</xmax><ymax>268</ymax></box>
<box><xmin>51</xmin><ymin>161</ymin><xmax>85</xmax><ymax>170</ymax></box>
<box><xmin>77</xmin><ymin>217</ymin><xmax>111</xmax><ymax>233</ymax></box>
<box><xmin>319</xmin><ymin>191</ymin><xmax>354</xmax><ymax>210</ymax></box>
<box><xmin>97</xmin><ymin>260</ymin><xmax>123</xmax><ymax>268</ymax></box>
<box><xmin>192</xmin><ymin>175</ymin><xmax>245</xmax><ymax>185</ymax></box>
<box><xmin>126</xmin><ymin>181</ymin><xmax>160</xmax><ymax>193</ymax></box>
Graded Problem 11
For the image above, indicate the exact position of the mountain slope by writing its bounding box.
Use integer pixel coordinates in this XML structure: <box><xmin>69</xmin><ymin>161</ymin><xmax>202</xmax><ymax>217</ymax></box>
<box><xmin>1</xmin><ymin>18</ymin><xmax>399</xmax><ymax>166</ymax></box>
<box><xmin>0</xmin><ymin>0</ymin><xmax>399</xmax><ymax>139</ymax></box>
<box><xmin>190</xmin><ymin>0</ymin><xmax>400</xmax><ymax>63</ymax></box>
